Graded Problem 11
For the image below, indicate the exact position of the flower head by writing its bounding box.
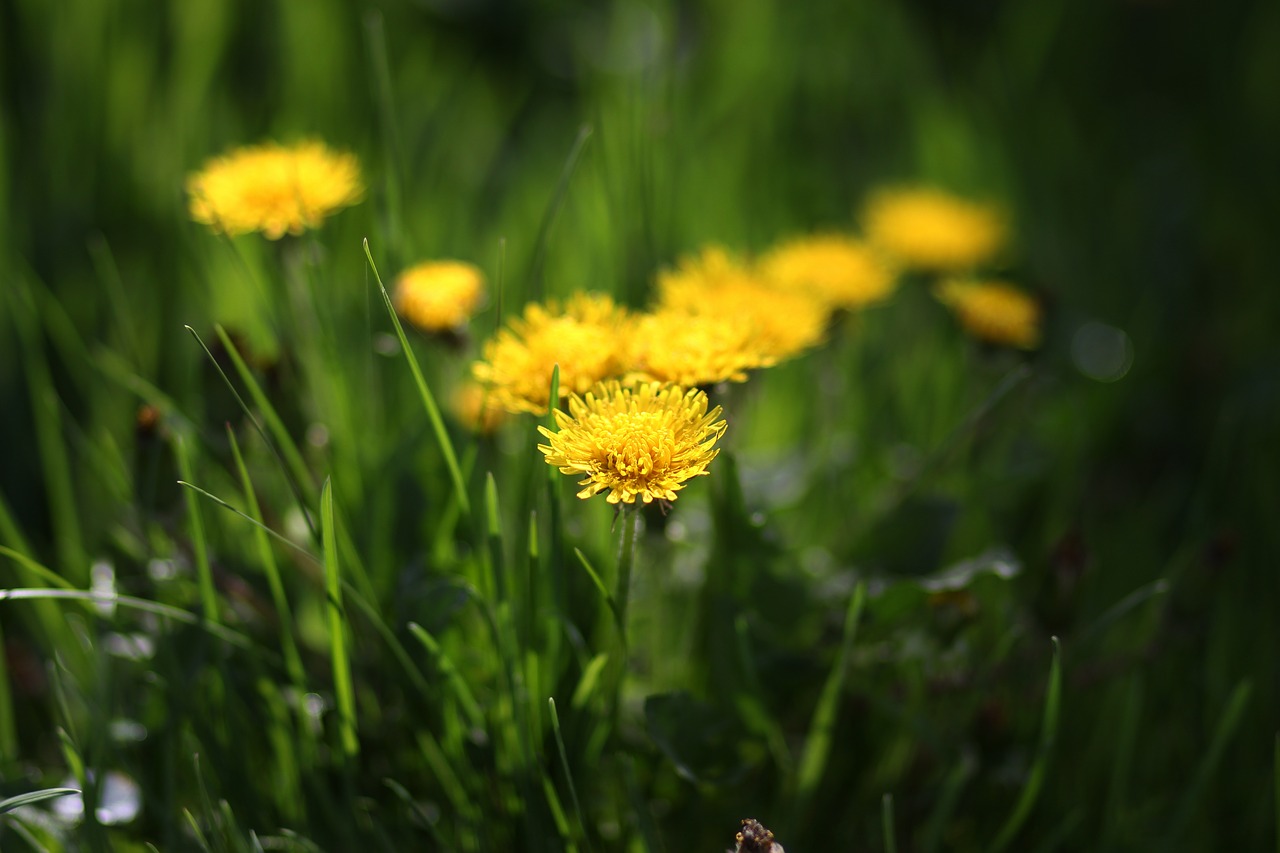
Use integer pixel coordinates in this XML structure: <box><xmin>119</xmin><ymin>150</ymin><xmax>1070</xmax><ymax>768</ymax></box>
<box><xmin>627</xmin><ymin>309</ymin><xmax>772</xmax><ymax>387</ymax></box>
<box><xmin>187</xmin><ymin>140</ymin><xmax>363</xmax><ymax>239</ymax></box>
<box><xmin>394</xmin><ymin>260</ymin><xmax>485</xmax><ymax>333</ymax></box>
<box><xmin>657</xmin><ymin>247</ymin><xmax>828</xmax><ymax>361</ymax></box>
<box><xmin>935</xmin><ymin>279</ymin><xmax>1041</xmax><ymax>349</ymax></box>
<box><xmin>538</xmin><ymin>381</ymin><xmax>727</xmax><ymax>505</ymax></box>
<box><xmin>453</xmin><ymin>381</ymin><xmax>508</xmax><ymax>434</ymax></box>
<box><xmin>473</xmin><ymin>293</ymin><xmax>631</xmax><ymax>415</ymax></box>
<box><xmin>863</xmin><ymin>187</ymin><xmax>1005</xmax><ymax>272</ymax></box>
<box><xmin>759</xmin><ymin>235</ymin><xmax>897</xmax><ymax>310</ymax></box>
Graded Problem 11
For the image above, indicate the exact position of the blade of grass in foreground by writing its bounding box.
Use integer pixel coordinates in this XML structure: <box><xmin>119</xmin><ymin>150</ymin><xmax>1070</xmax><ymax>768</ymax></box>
<box><xmin>363</xmin><ymin>239</ymin><xmax>470</xmax><ymax>517</ymax></box>
<box><xmin>321</xmin><ymin>478</ymin><xmax>359</xmax><ymax>759</ymax></box>
<box><xmin>882</xmin><ymin>793</ymin><xmax>898</xmax><ymax>853</ymax></box>
<box><xmin>548</xmin><ymin>698</ymin><xmax>591</xmax><ymax>853</ymax></box>
<box><xmin>990</xmin><ymin>637</ymin><xmax>1062</xmax><ymax>853</ymax></box>
<box><xmin>1164</xmin><ymin>678</ymin><xmax>1252</xmax><ymax>846</ymax></box>
<box><xmin>175</xmin><ymin>434</ymin><xmax>220</xmax><ymax>627</ymax></box>
<box><xmin>227</xmin><ymin>426</ymin><xmax>306</xmax><ymax>691</ymax></box>
<box><xmin>0</xmin><ymin>787</ymin><xmax>80</xmax><ymax>815</ymax></box>
<box><xmin>793</xmin><ymin>582</ymin><xmax>866</xmax><ymax>818</ymax></box>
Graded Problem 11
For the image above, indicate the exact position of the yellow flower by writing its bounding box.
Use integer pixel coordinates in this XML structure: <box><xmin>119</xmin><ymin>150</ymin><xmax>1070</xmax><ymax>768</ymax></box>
<box><xmin>187</xmin><ymin>140</ymin><xmax>363</xmax><ymax>239</ymax></box>
<box><xmin>394</xmin><ymin>260</ymin><xmax>485</xmax><ymax>332</ymax></box>
<box><xmin>538</xmin><ymin>381</ymin><xmax>727</xmax><ymax>505</ymax></box>
<box><xmin>657</xmin><ymin>246</ymin><xmax>828</xmax><ymax>361</ymax></box>
<box><xmin>453</xmin><ymin>382</ymin><xmax>508</xmax><ymax>434</ymax></box>
<box><xmin>472</xmin><ymin>293</ymin><xmax>631</xmax><ymax>415</ymax></box>
<box><xmin>759</xmin><ymin>234</ymin><xmax>897</xmax><ymax>309</ymax></box>
<box><xmin>935</xmin><ymin>279</ymin><xmax>1041</xmax><ymax>349</ymax></box>
<box><xmin>863</xmin><ymin>187</ymin><xmax>1005</xmax><ymax>272</ymax></box>
<box><xmin>628</xmin><ymin>309</ymin><xmax>772</xmax><ymax>387</ymax></box>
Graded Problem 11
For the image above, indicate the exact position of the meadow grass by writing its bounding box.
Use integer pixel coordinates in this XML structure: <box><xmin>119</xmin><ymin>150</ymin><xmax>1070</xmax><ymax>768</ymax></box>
<box><xmin>2</xmin><ymin>0</ymin><xmax>1279</xmax><ymax>850</ymax></box>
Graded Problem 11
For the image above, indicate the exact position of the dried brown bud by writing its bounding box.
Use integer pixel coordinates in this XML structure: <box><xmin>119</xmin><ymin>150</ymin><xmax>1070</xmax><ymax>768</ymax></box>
<box><xmin>731</xmin><ymin>818</ymin><xmax>785</xmax><ymax>853</ymax></box>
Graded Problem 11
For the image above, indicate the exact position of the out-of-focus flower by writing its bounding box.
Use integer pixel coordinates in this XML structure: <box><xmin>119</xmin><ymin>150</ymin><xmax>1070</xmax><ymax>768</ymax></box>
<box><xmin>759</xmin><ymin>235</ymin><xmax>897</xmax><ymax>310</ymax></box>
<box><xmin>473</xmin><ymin>293</ymin><xmax>631</xmax><ymax>414</ymax></box>
<box><xmin>936</xmin><ymin>279</ymin><xmax>1041</xmax><ymax>349</ymax></box>
<box><xmin>657</xmin><ymin>246</ymin><xmax>827</xmax><ymax>362</ymax></box>
<box><xmin>187</xmin><ymin>140</ymin><xmax>363</xmax><ymax>239</ymax></box>
<box><xmin>452</xmin><ymin>381</ymin><xmax>508</xmax><ymax>434</ymax></box>
<box><xmin>394</xmin><ymin>260</ymin><xmax>485</xmax><ymax>333</ymax></box>
<box><xmin>863</xmin><ymin>187</ymin><xmax>1004</xmax><ymax>272</ymax></box>
<box><xmin>538</xmin><ymin>380</ymin><xmax>726</xmax><ymax>505</ymax></box>
<box><xmin>627</xmin><ymin>309</ymin><xmax>771</xmax><ymax>387</ymax></box>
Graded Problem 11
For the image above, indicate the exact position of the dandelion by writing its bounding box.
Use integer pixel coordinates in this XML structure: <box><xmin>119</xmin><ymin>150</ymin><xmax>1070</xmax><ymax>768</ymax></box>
<box><xmin>863</xmin><ymin>187</ymin><xmax>1005</xmax><ymax>272</ymax></box>
<box><xmin>473</xmin><ymin>293</ymin><xmax>631</xmax><ymax>415</ymax></box>
<box><xmin>187</xmin><ymin>140</ymin><xmax>363</xmax><ymax>239</ymax></box>
<box><xmin>394</xmin><ymin>260</ymin><xmax>485</xmax><ymax>333</ymax></box>
<box><xmin>628</xmin><ymin>309</ymin><xmax>772</xmax><ymax>387</ymax></box>
<box><xmin>657</xmin><ymin>246</ymin><xmax>828</xmax><ymax>361</ymax></box>
<box><xmin>759</xmin><ymin>234</ymin><xmax>897</xmax><ymax>309</ymax></box>
<box><xmin>935</xmin><ymin>279</ymin><xmax>1041</xmax><ymax>349</ymax></box>
<box><xmin>538</xmin><ymin>381</ymin><xmax>727</xmax><ymax>506</ymax></box>
<box><xmin>453</xmin><ymin>382</ymin><xmax>508</xmax><ymax>434</ymax></box>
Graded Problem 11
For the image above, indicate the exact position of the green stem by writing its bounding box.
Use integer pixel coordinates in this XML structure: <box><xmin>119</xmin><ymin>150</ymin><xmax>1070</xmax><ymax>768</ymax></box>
<box><xmin>615</xmin><ymin>507</ymin><xmax>640</xmax><ymax>651</ymax></box>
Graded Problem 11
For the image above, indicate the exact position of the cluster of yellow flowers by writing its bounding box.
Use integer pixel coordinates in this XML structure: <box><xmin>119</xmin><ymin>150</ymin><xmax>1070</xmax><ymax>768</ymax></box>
<box><xmin>184</xmin><ymin>139</ymin><xmax>1043</xmax><ymax>507</ymax></box>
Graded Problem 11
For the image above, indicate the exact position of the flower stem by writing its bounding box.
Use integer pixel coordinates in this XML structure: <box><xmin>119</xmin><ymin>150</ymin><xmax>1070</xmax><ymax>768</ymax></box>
<box><xmin>615</xmin><ymin>507</ymin><xmax>639</xmax><ymax>650</ymax></box>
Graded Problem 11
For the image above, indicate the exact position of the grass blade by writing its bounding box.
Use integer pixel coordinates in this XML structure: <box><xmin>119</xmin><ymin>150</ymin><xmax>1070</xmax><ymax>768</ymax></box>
<box><xmin>794</xmin><ymin>582</ymin><xmax>866</xmax><ymax>816</ymax></box>
<box><xmin>0</xmin><ymin>787</ymin><xmax>79</xmax><ymax>815</ymax></box>
<box><xmin>527</xmin><ymin>125</ymin><xmax>592</xmax><ymax>298</ymax></box>
<box><xmin>362</xmin><ymin>239</ymin><xmax>470</xmax><ymax>517</ymax></box>
<box><xmin>548</xmin><ymin>697</ymin><xmax>592</xmax><ymax>853</ymax></box>
<box><xmin>174</xmin><ymin>434</ymin><xmax>220</xmax><ymax>627</ymax></box>
<box><xmin>882</xmin><ymin>793</ymin><xmax>897</xmax><ymax>853</ymax></box>
<box><xmin>990</xmin><ymin>637</ymin><xmax>1063</xmax><ymax>853</ymax></box>
<box><xmin>1165</xmin><ymin>679</ymin><xmax>1252</xmax><ymax>844</ymax></box>
<box><xmin>321</xmin><ymin>478</ymin><xmax>358</xmax><ymax>759</ymax></box>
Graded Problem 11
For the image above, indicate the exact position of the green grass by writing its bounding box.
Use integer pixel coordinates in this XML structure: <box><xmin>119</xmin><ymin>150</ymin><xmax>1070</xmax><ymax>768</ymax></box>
<box><xmin>2</xmin><ymin>0</ymin><xmax>1279</xmax><ymax>850</ymax></box>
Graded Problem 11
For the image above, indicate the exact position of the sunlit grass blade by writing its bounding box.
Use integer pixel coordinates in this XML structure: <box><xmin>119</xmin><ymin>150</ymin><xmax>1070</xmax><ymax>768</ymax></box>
<box><xmin>0</xmin><ymin>588</ymin><xmax>260</xmax><ymax>652</ymax></box>
<box><xmin>0</xmin><ymin>619</ymin><xmax>13</xmax><ymax>761</ymax></box>
<box><xmin>990</xmin><ymin>637</ymin><xmax>1062</xmax><ymax>853</ymax></box>
<box><xmin>548</xmin><ymin>697</ymin><xmax>592</xmax><ymax>853</ymax></box>
<box><xmin>321</xmin><ymin>478</ymin><xmax>358</xmax><ymax>759</ymax></box>
<box><xmin>0</xmin><ymin>787</ymin><xmax>79</xmax><ymax>815</ymax></box>
<box><xmin>1165</xmin><ymin>678</ymin><xmax>1252</xmax><ymax>844</ymax></box>
<box><xmin>228</xmin><ymin>426</ymin><xmax>306</xmax><ymax>691</ymax></box>
<box><xmin>793</xmin><ymin>582</ymin><xmax>866</xmax><ymax>816</ymax></box>
<box><xmin>1102</xmin><ymin>674</ymin><xmax>1142</xmax><ymax>847</ymax></box>
<box><xmin>383</xmin><ymin>778</ymin><xmax>446</xmax><ymax>847</ymax></box>
<box><xmin>362</xmin><ymin>239</ymin><xmax>470</xmax><ymax>517</ymax></box>
<box><xmin>7</xmin><ymin>277</ymin><xmax>86</xmax><ymax>583</ymax></box>
<box><xmin>175</xmin><ymin>434</ymin><xmax>220</xmax><ymax>627</ymax></box>
<box><xmin>573</xmin><ymin>548</ymin><xmax>620</xmax><ymax>636</ymax></box>
<box><xmin>921</xmin><ymin>753</ymin><xmax>975</xmax><ymax>853</ymax></box>
<box><xmin>882</xmin><ymin>793</ymin><xmax>897</xmax><ymax>853</ymax></box>
<box><xmin>527</xmin><ymin>124</ymin><xmax>592</xmax><ymax>298</ymax></box>
<box><xmin>174</xmin><ymin>481</ymin><xmax>321</xmax><ymax>566</ymax></box>
<box><xmin>195</xmin><ymin>323</ymin><xmax>319</xmax><ymax>542</ymax></box>
<box><xmin>407</xmin><ymin>623</ymin><xmax>485</xmax><ymax>731</ymax></box>
<box><xmin>570</xmin><ymin>653</ymin><xmax>609</xmax><ymax>711</ymax></box>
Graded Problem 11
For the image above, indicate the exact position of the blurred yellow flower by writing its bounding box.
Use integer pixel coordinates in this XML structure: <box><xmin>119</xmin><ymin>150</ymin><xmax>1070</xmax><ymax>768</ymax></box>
<box><xmin>628</xmin><ymin>309</ymin><xmax>772</xmax><ymax>387</ymax></box>
<box><xmin>657</xmin><ymin>246</ymin><xmax>828</xmax><ymax>361</ymax></box>
<box><xmin>453</xmin><ymin>382</ymin><xmax>508</xmax><ymax>434</ymax></box>
<box><xmin>473</xmin><ymin>293</ymin><xmax>631</xmax><ymax>415</ymax></box>
<box><xmin>759</xmin><ymin>234</ymin><xmax>897</xmax><ymax>309</ymax></box>
<box><xmin>394</xmin><ymin>260</ymin><xmax>485</xmax><ymax>333</ymax></box>
<box><xmin>538</xmin><ymin>380</ymin><xmax>727</xmax><ymax>505</ymax></box>
<box><xmin>863</xmin><ymin>188</ymin><xmax>1005</xmax><ymax>272</ymax></box>
<box><xmin>936</xmin><ymin>279</ymin><xmax>1041</xmax><ymax>349</ymax></box>
<box><xmin>187</xmin><ymin>140</ymin><xmax>363</xmax><ymax>239</ymax></box>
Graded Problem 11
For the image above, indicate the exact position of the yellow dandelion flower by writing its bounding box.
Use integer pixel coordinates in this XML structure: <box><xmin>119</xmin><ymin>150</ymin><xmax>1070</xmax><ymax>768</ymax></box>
<box><xmin>863</xmin><ymin>187</ymin><xmax>1005</xmax><ymax>272</ymax></box>
<box><xmin>394</xmin><ymin>260</ymin><xmax>485</xmax><ymax>333</ymax></box>
<box><xmin>628</xmin><ymin>309</ymin><xmax>772</xmax><ymax>387</ymax></box>
<box><xmin>187</xmin><ymin>140</ymin><xmax>363</xmax><ymax>239</ymax></box>
<box><xmin>538</xmin><ymin>380</ymin><xmax>727</xmax><ymax>505</ymax></box>
<box><xmin>473</xmin><ymin>292</ymin><xmax>631</xmax><ymax>415</ymax></box>
<box><xmin>935</xmin><ymin>279</ymin><xmax>1041</xmax><ymax>349</ymax></box>
<box><xmin>657</xmin><ymin>246</ymin><xmax>828</xmax><ymax>361</ymax></box>
<box><xmin>759</xmin><ymin>234</ymin><xmax>897</xmax><ymax>309</ymax></box>
<box><xmin>453</xmin><ymin>382</ymin><xmax>508</xmax><ymax>434</ymax></box>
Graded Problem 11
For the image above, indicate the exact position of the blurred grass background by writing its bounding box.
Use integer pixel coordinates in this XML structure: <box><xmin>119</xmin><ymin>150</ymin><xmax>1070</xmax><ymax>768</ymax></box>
<box><xmin>2</xmin><ymin>0</ymin><xmax>1279</xmax><ymax>850</ymax></box>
